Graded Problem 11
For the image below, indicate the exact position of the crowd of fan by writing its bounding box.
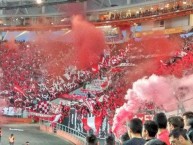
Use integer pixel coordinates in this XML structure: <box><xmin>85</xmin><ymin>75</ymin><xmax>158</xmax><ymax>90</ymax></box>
<box><xmin>157</xmin><ymin>35</ymin><xmax>193</xmax><ymax>77</ymax></box>
<box><xmin>1</xmin><ymin>33</ymin><xmax>193</xmax><ymax>118</ymax></box>
<box><xmin>64</xmin><ymin>44</ymin><xmax>130</xmax><ymax>120</ymax></box>
<box><xmin>74</xmin><ymin>34</ymin><xmax>193</xmax><ymax>125</ymax></box>
<box><xmin>86</xmin><ymin>111</ymin><xmax>193</xmax><ymax>145</ymax></box>
<box><xmin>0</xmin><ymin>40</ymin><xmax>129</xmax><ymax>115</ymax></box>
<box><xmin>96</xmin><ymin>2</ymin><xmax>193</xmax><ymax>22</ymax></box>
<box><xmin>89</xmin><ymin>34</ymin><xmax>193</xmax><ymax>132</ymax></box>
<box><xmin>0</xmin><ymin>41</ymin><xmax>94</xmax><ymax>109</ymax></box>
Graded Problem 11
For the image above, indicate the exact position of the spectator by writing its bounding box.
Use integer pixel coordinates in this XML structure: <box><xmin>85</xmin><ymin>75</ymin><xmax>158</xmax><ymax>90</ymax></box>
<box><xmin>167</xmin><ymin>116</ymin><xmax>184</xmax><ymax>132</ymax></box>
<box><xmin>145</xmin><ymin>139</ymin><xmax>167</xmax><ymax>145</ymax></box>
<box><xmin>154</xmin><ymin>113</ymin><xmax>170</xmax><ymax>145</ymax></box>
<box><xmin>25</xmin><ymin>141</ymin><xmax>29</xmax><ymax>145</ymax></box>
<box><xmin>183</xmin><ymin>111</ymin><xmax>193</xmax><ymax>143</ymax></box>
<box><xmin>106</xmin><ymin>135</ymin><xmax>115</xmax><ymax>145</ymax></box>
<box><xmin>142</xmin><ymin>120</ymin><xmax>158</xmax><ymax>142</ymax></box>
<box><xmin>120</xmin><ymin>132</ymin><xmax>130</xmax><ymax>144</ymax></box>
<box><xmin>169</xmin><ymin>128</ymin><xmax>192</xmax><ymax>145</ymax></box>
<box><xmin>9</xmin><ymin>134</ymin><xmax>15</xmax><ymax>145</ymax></box>
<box><xmin>124</xmin><ymin>118</ymin><xmax>146</xmax><ymax>145</ymax></box>
<box><xmin>86</xmin><ymin>134</ymin><xmax>98</xmax><ymax>145</ymax></box>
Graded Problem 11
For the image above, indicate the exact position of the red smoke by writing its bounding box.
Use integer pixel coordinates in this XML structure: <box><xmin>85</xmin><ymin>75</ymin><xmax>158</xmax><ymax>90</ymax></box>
<box><xmin>138</xmin><ymin>32</ymin><xmax>182</xmax><ymax>61</ymax></box>
<box><xmin>157</xmin><ymin>52</ymin><xmax>193</xmax><ymax>77</ymax></box>
<box><xmin>112</xmin><ymin>33</ymin><xmax>185</xmax><ymax>137</ymax></box>
<box><xmin>30</xmin><ymin>15</ymin><xmax>105</xmax><ymax>76</ymax></box>
<box><xmin>122</xmin><ymin>33</ymin><xmax>183</xmax><ymax>88</ymax></box>
<box><xmin>72</xmin><ymin>15</ymin><xmax>105</xmax><ymax>69</ymax></box>
<box><xmin>112</xmin><ymin>74</ymin><xmax>193</xmax><ymax>137</ymax></box>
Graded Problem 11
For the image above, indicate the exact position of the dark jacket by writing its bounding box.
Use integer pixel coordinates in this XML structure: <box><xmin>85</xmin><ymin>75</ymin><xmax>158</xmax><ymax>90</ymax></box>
<box><xmin>187</xmin><ymin>127</ymin><xmax>193</xmax><ymax>143</ymax></box>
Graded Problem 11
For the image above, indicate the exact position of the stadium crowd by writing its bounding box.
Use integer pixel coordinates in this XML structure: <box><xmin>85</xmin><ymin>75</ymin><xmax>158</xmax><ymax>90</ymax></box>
<box><xmin>86</xmin><ymin>111</ymin><xmax>193</xmax><ymax>145</ymax></box>
<box><xmin>0</xmin><ymin>40</ymin><xmax>129</xmax><ymax>117</ymax></box>
<box><xmin>0</xmin><ymin>33</ymin><xmax>193</xmax><ymax>144</ymax></box>
<box><xmin>0</xmin><ymin>41</ymin><xmax>93</xmax><ymax>117</ymax></box>
<box><xmin>1</xmin><ymin>34</ymin><xmax>193</xmax><ymax>118</ymax></box>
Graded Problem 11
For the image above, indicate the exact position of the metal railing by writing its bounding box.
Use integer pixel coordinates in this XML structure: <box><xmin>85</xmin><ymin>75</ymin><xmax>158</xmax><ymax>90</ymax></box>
<box><xmin>40</xmin><ymin>119</ymin><xmax>86</xmax><ymax>144</ymax></box>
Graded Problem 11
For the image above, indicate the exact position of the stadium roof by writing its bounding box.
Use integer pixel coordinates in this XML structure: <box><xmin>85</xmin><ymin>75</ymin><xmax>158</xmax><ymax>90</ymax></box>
<box><xmin>0</xmin><ymin>0</ymin><xmax>83</xmax><ymax>9</ymax></box>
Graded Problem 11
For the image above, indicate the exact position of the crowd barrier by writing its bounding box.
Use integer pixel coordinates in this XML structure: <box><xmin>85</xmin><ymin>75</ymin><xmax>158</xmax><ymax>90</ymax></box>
<box><xmin>39</xmin><ymin>120</ymin><xmax>86</xmax><ymax>145</ymax></box>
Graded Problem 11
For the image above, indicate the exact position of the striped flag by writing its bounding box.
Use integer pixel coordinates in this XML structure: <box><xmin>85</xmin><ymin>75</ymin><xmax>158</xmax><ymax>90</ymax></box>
<box><xmin>82</xmin><ymin>114</ymin><xmax>103</xmax><ymax>133</ymax></box>
<box><xmin>84</xmin><ymin>99</ymin><xmax>94</xmax><ymax>113</ymax></box>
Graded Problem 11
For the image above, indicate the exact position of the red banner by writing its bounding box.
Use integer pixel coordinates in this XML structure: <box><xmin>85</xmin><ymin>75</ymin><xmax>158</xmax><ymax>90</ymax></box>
<box><xmin>28</xmin><ymin>111</ymin><xmax>55</xmax><ymax>122</ymax></box>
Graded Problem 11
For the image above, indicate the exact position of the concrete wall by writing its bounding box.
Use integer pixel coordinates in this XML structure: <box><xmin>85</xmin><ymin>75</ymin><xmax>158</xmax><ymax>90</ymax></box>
<box><xmin>164</xmin><ymin>16</ymin><xmax>189</xmax><ymax>28</ymax></box>
<box><xmin>0</xmin><ymin>116</ymin><xmax>32</xmax><ymax>124</ymax></box>
<box><xmin>139</xmin><ymin>16</ymin><xmax>189</xmax><ymax>32</ymax></box>
<box><xmin>40</xmin><ymin>125</ymin><xmax>85</xmax><ymax>145</ymax></box>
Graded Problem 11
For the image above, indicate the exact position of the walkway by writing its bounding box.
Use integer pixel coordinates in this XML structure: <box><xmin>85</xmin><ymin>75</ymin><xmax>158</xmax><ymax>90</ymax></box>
<box><xmin>0</xmin><ymin>124</ymin><xmax>73</xmax><ymax>145</ymax></box>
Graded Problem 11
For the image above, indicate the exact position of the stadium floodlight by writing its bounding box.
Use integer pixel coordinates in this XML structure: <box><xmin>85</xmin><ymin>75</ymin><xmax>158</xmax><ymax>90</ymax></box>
<box><xmin>36</xmin><ymin>0</ymin><xmax>42</xmax><ymax>4</ymax></box>
<box><xmin>183</xmin><ymin>1</ymin><xmax>187</xmax><ymax>5</ymax></box>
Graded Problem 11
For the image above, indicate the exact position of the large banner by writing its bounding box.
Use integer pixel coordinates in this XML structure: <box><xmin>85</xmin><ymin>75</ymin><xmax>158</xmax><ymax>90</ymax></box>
<box><xmin>70</xmin><ymin>79</ymin><xmax>109</xmax><ymax>96</ymax></box>
<box><xmin>83</xmin><ymin>78</ymin><xmax>109</xmax><ymax>93</ymax></box>
<box><xmin>28</xmin><ymin>110</ymin><xmax>55</xmax><ymax>122</ymax></box>
<box><xmin>119</xmin><ymin>63</ymin><xmax>136</xmax><ymax>67</ymax></box>
<box><xmin>28</xmin><ymin>111</ymin><xmax>54</xmax><ymax>118</ymax></box>
<box><xmin>3</xmin><ymin>107</ymin><xmax>22</xmax><ymax>116</ymax></box>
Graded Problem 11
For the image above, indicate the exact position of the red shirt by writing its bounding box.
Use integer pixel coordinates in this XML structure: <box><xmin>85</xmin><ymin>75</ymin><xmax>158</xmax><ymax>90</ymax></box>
<box><xmin>157</xmin><ymin>129</ymin><xmax>170</xmax><ymax>145</ymax></box>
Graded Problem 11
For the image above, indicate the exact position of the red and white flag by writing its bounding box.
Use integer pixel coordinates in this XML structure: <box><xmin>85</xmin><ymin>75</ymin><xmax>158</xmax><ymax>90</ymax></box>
<box><xmin>52</xmin><ymin>114</ymin><xmax>62</xmax><ymax>123</ymax></box>
<box><xmin>84</xmin><ymin>99</ymin><xmax>94</xmax><ymax>113</ymax></box>
<box><xmin>82</xmin><ymin>115</ymin><xmax>103</xmax><ymax>133</ymax></box>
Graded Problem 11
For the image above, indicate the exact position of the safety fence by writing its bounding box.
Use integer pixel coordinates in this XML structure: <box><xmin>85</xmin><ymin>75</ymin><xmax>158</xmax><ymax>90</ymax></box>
<box><xmin>39</xmin><ymin>119</ymin><xmax>86</xmax><ymax>145</ymax></box>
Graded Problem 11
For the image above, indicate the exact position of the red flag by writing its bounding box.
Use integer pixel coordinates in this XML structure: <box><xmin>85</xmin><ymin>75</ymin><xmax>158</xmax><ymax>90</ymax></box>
<box><xmin>91</xmin><ymin>64</ymin><xmax>100</xmax><ymax>73</ymax></box>
<box><xmin>14</xmin><ymin>85</ymin><xmax>26</xmax><ymax>96</ymax></box>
